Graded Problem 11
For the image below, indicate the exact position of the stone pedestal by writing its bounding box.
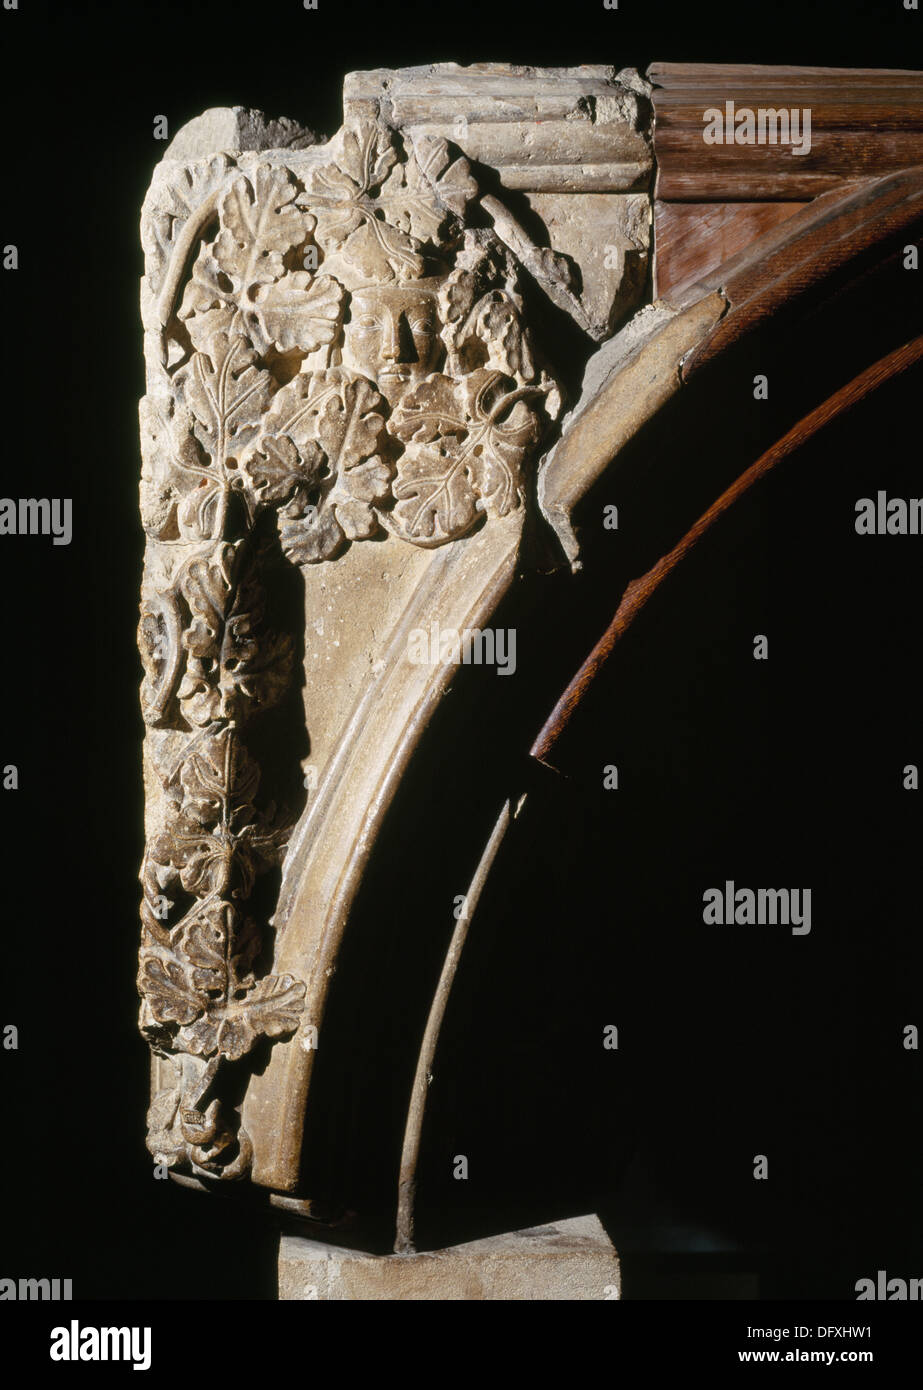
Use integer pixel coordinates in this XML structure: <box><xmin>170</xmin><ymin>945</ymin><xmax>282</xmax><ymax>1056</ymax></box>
<box><xmin>278</xmin><ymin>1214</ymin><xmax>620</xmax><ymax>1300</ymax></box>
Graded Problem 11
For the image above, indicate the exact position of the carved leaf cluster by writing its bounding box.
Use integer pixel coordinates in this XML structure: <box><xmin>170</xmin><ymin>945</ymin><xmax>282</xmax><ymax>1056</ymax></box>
<box><xmin>152</xmin><ymin>730</ymin><xmax>287</xmax><ymax>896</ymax></box>
<box><xmin>224</xmin><ymin>368</ymin><xmax>392</xmax><ymax>563</ymax></box>
<box><xmin>304</xmin><ymin>121</ymin><xmax>476</xmax><ymax>281</ymax></box>
<box><xmin>267</xmin><ymin>370</ymin><xmax>391</xmax><ymax>563</ymax></box>
<box><xmin>177</xmin><ymin>165</ymin><xmax>342</xmax><ymax>359</ymax></box>
<box><xmin>389</xmin><ymin>369</ymin><xmax>542</xmax><ymax>545</ymax></box>
<box><xmin>174</xmin><ymin>545</ymin><xmax>293</xmax><ymax>726</ymax></box>
<box><xmin>139</xmin><ymin>122</ymin><xmax>562</xmax><ymax>1178</ymax></box>
<box><xmin>140</xmin><ymin>728</ymin><xmax>301</xmax><ymax>1067</ymax></box>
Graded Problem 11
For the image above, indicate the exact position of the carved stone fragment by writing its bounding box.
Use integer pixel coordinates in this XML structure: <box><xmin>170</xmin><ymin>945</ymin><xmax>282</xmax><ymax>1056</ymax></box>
<box><xmin>133</xmin><ymin>57</ymin><xmax>923</xmax><ymax>1308</ymax></box>
<box><xmin>138</xmin><ymin>69</ymin><xmax>653</xmax><ymax>1190</ymax></box>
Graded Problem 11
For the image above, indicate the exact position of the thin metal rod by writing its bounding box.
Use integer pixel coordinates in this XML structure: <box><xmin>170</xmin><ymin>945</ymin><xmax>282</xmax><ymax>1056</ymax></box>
<box><xmin>394</xmin><ymin>799</ymin><xmax>514</xmax><ymax>1253</ymax></box>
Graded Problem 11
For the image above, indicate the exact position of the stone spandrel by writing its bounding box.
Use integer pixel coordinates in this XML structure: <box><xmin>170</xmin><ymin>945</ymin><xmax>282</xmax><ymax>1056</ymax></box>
<box><xmin>136</xmin><ymin>67</ymin><xmax>652</xmax><ymax>1192</ymax></box>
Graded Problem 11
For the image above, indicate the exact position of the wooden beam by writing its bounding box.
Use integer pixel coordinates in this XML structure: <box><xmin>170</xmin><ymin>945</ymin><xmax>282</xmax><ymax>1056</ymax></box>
<box><xmin>650</xmin><ymin>62</ymin><xmax>923</xmax><ymax>202</ymax></box>
<box><xmin>654</xmin><ymin>201</ymin><xmax>806</xmax><ymax>298</ymax></box>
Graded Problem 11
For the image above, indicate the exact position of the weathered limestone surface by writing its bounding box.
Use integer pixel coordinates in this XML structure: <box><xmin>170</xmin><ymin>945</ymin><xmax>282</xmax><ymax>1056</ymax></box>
<box><xmin>136</xmin><ymin>65</ymin><xmax>651</xmax><ymax>1206</ymax></box>
<box><xmin>344</xmin><ymin>64</ymin><xmax>652</xmax><ymax>340</ymax></box>
<box><xmin>538</xmin><ymin>291</ymin><xmax>728</xmax><ymax>566</ymax></box>
<box><xmin>344</xmin><ymin>63</ymin><xmax>652</xmax><ymax>191</ymax></box>
<box><xmin>278</xmin><ymin>1215</ymin><xmax>621</xmax><ymax>1300</ymax></box>
<box><xmin>524</xmin><ymin>191</ymin><xmax>650</xmax><ymax>338</ymax></box>
<box><xmin>163</xmin><ymin>105</ymin><xmax>320</xmax><ymax>161</ymax></box>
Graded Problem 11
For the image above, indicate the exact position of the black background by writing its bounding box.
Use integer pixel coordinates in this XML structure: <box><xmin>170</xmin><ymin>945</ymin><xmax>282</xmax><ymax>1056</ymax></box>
<box><xmin>0</xmin><ymin>0</ymin><xmax>920</xmax><ymax>1308</ymax></box>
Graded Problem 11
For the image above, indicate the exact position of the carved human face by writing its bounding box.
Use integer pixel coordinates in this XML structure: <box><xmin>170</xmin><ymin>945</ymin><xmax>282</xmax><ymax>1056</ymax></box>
<box><xmin>342</xmin><ymin>284</ymin><xmax>442</xmax><ymax>402</ymax></box>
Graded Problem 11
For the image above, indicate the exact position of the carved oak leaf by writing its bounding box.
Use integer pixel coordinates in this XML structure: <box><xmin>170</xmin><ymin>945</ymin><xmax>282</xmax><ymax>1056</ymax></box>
<box><xmin>274</xmin><ymin>370</ymin><xmax>391</xmax><ymax>561</ymax></box>
<box><xmin>218</xmin><ymin>973</ymin><xmax>306</xmax><ymax>1059</ymax></box>
<box><xmin>176</xmin><ymin>329</ymin><xmax>276</xmax><ymax>481</ymax></box>
<box><xmin>153</xmin><ymin>730</ymin><xmax>287</xmax><ymax>899</ymax></box>
<box><xmin>213</xmin><ymin>166</ymin><xmax>313</xmax><ymax>292</ymax></box>
<box><xmin>138</xmin><ymin>953</ymin><xmax>206</xmax><ymax>1026</ymax></box>
<box><xmin>379</xmin><ymin>135</ymin><xmax>476</xmax><ymax>245</ymax></box>
<box><xmin>251</xmin><ymin>369</ymin><xmax>348</xmax><ymax>476</ymax></box>
<box><xmin>179</xmin><ymin>973</ymin><xmax>306</xmax><ymax>1061</ymax></box>
<box><xmin>278</xmin><ymin>505</ymin><xmax>345</xmax><ymax>565</ymax></box>
<box><xmin>338</xmin><ymin>219</ymin><xmax>425</xmax><ymax>283</ymax></box>
<box><xmin>152</xmin><ymin>812</ymin><xmax>286</xmax><ymax>904</ymax></box>
<box><xmin>255</xmin><ymin>373</ymin><xmax>336</xmax><ymax>450</ymax></box>
<box><xmin>389</xmin><ymin>369</ymin><xmax>541</xmax><ymax>545</ymax></box>
<box><xmin>181</xmin><ymin>909</ymin><xmax>228</xmax><ymax>995</ymax></box>
<box><xmin>179</xmin><ymin>545</ymin><xmax>238</xmax><ymax>665</ymax></box>
<box><xmin>247</xmin><ymin>273</ymin><xmax>344</xmax><ymax>355</ymax></box>
<box><xmin>315</xmin><ymin>371</ymin><xmax>387</xmax><ymax>469</ymax></box>
<box><xmin>178</xmin><ymin>902</ymin><xmax>263</xmax><ymax>999</ymax></box>
<box><xmin>411</xmin><ymin>134</ymin><xmax>479</xmax><ymax>219</ymax></box>
<box><xmin>179</xmin><ymin>728</ymin><xmax>260</xmax><ymax>828</ymax></box>
<box><xmin>177</xmin><ymin>168</ymin><xmax>324</xmax><ymax>353</ymax></box>
<box><xmin>245</xmin><ymin>434</ymin><xmax>326</xmax><ymax>510</ymax></box>
<box><xmin>177</xmin><ymin>548</ymin><xmax>294</xmax><ymax>725</ymax></box>
<box><xmin>306</xmin><ymin>120</ymin><xmax>397</xmax><ymax>227</ymax></box>
<box><xmin>154</xmin><ymin>817</ymin><xmax>237</xmax><ymax>898</ymax></box>
<box><xmin>303</xmin><ymin>121</ymin><xmax>424</xmax><ymax>281</ymax></box>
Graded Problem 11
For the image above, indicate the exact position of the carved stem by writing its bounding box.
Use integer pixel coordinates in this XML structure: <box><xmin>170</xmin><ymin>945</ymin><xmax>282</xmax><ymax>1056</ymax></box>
<box><xmin>156</xmin><ymin>187</ymin><xmax>224</xmax><ymax>327</ymax></box>
<box><xmin>145</xmin><ymin>591</ymin><xmax>184</xmax><ymax>722</ymax></box>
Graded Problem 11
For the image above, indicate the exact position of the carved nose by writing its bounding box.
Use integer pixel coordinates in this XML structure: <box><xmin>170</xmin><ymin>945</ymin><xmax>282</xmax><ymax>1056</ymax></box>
<box><xmin>381</xmin><ymin>311</ymin><xmax>403</xmax><ymax>362</ymax></box>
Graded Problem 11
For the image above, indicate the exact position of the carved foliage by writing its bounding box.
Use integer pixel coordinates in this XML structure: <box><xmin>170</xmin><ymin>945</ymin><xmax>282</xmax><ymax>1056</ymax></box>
<box><xmin>389</xmin><ymin>370</ymin><xmax>543</xmax><ymax>546</ymax></box>
<box><xmin>304</xmin><ymin>120</ymin><xmax>477</xmax><ymax>281</ymax></box>
<box><xmin>139</xmin><ymin>121</ymin><xmax>562</xmax><ymax>1178</ymax></box>
<box><xmin>140</xmin><ymin>729</ymin><xmax>302</xmax><ymax>1063</ymax></box>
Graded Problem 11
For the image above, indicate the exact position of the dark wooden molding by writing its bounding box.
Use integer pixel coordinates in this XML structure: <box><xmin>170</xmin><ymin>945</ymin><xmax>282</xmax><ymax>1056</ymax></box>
<box><xmin>677</xmin><ymin>166</ymin><xmax>923</xmax><ymax>374</ymax></box>
<box><xmin>649</xmin><ymin>62</ymin><xmax>923</xmax><ymax>299</ymax></box>
<box><xmin>653</xmin><ymin>201</ymin><xmax>807</xmax><ymax>299</ymax></box>
<box><xmin>649</xmin><ymin>62</ymin><xmax>923</xmax><ymax>202</ymax></box>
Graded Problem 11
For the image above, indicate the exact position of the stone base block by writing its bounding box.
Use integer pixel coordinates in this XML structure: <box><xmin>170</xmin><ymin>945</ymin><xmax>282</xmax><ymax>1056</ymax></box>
<box><xmin>278</xmin><ymin>1214</ymin><xmax>620</xmax><ymax>1300</ymax></box>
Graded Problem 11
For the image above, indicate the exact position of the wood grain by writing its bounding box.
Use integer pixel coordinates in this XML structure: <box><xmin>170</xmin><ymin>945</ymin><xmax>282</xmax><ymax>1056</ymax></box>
<box><xmin>654</xmin><ymin>201</ymin><xmax>806</xmax><ymax>298</ymax></box>
<box><xmin>650</xmin><ymin>62</ymin><xmax>923</xmax><ymax>201</ymax></box>
<box><xmin>673</xmin><ymin>167</ymin><xmax>923</xmax><ymax>373</ymax></box>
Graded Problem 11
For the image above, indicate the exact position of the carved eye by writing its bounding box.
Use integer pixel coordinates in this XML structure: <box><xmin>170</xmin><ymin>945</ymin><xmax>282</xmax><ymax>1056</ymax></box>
<box><xmin>410</xmin><ymin>317</ymin><xmax>434</xmax><ymax>334</ymax></box>
<box><xmin>356</xmin><ymin>314</ymin><xmax>382</xmax><ymax>331</ymax></box>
